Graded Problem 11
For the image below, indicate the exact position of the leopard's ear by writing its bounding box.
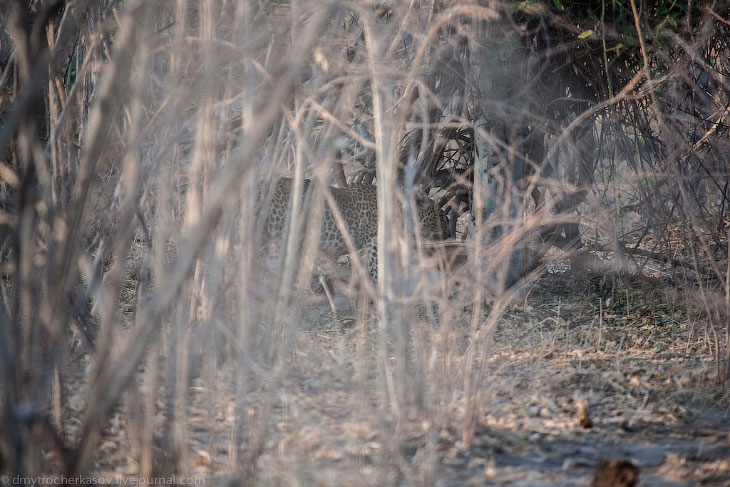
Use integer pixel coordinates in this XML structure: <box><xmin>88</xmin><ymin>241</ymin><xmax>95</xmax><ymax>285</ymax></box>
<box><xmin>413</xmin><ymin>188</ymin><xmax>430</xmax><ymax>205</ymax></box>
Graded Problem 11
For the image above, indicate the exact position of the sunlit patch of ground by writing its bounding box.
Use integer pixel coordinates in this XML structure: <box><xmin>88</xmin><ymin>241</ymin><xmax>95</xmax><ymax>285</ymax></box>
<box><xmin>59</xmin><ymin>270</ymin><xmax>729</xmax><ymax>486</ymax></box>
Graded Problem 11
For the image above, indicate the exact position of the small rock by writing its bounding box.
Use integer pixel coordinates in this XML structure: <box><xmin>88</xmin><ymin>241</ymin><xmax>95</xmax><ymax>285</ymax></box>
<box><xmin>577</xmin><ymin>399</ymin><xmax>593</xmax><ymax>428</ymax></box>
<box><xmin>591</xmin><ymin>459</ymin><xmax>639</xmax><ymax>487</ymax></box>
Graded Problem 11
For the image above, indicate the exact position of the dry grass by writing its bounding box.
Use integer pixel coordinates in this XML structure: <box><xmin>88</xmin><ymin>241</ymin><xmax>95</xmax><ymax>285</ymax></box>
<box><xmin>1</xmin><ymin>1</ymin><xmax>729</xmax><ymax>486</ymax></box>
<box><xmin>54</xmin><ymin>272</ymin><xmax>729</xmax><ymax>485</ymax></box>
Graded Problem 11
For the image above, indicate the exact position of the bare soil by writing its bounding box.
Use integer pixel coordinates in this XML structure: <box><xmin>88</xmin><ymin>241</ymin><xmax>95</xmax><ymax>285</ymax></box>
<box><xmin>64</xmin><ymin>270</ymin><xmax>729</xmax><ymax>486</ymax></box>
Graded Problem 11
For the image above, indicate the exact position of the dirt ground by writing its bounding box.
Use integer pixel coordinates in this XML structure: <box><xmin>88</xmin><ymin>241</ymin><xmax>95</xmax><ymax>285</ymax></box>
<box><xmin>76</xmin><ymin>268</ymin><xmax>730</xmax><ymax>486</ymax></box>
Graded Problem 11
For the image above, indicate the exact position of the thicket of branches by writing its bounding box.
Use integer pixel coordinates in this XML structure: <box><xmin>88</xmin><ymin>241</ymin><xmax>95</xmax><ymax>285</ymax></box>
<box><xmin>0</xmin><ymin>0</ymin><xmax>728</xmax><ymax>482</ymax></box>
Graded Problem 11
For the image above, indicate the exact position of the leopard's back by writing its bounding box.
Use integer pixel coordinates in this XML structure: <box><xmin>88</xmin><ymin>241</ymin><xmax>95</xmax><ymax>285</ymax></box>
<box><xmin>259</xmin><ymin>178</ymin><xmax>447</xmax><ymax>262</ymax></box>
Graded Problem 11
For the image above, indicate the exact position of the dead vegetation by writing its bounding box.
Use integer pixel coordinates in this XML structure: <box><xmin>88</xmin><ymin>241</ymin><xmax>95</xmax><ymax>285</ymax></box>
<box><xmin>1</xmin><ymin>1</ymin><xmax>729</xmax><ymax>486</ymax></box>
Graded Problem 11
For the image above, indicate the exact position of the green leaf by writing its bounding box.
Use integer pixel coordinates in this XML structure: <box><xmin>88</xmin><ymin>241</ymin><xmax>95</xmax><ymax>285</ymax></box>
<box><xmin>553</xmin><ymin>0</ymin><xmax>565</xmax><ymax>11</ymax></box>
<box><xmin>578</xmin><ymin>29</ymin><xmax>594</xmax><ymax>39</ymax></box>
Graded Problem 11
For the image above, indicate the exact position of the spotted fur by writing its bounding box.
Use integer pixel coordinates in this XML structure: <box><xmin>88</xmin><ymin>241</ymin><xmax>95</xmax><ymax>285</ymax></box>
<box><xmin>260</xmin><ymin>177</ymin><xmax>448</xmax><ymax>280</ymax></box>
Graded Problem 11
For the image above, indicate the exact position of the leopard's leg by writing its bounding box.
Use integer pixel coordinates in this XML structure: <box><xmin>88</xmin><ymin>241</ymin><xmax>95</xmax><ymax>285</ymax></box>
<box><xmin>337</xmin><ymin>245</ymin><xmax>377</xmax><ymax>290</ymax></box>
<box><xmin>365</xmin><ymin>238</ymin><xmax>378</xmax><ymax>282</ymax></box>
<box><xmin>299</xmin><ymin>254</ymin><xmax>329</xmax><ymax>293</ymax></box>
<box><xmin>313</xmin><ymin>256</ymin><xmax>331</xmax><ymax>292</ymax></box>
<box><xmin>303</xmin><ymin>252</ymin><xmax>352</xmax><ymax>294</ymax></box>
<box><xmin>317</xmin><ymin>268</ymin><xmax>338</xmax><ymax>320</ymax></box>
<box><xmin>350</xmin><ymin>239</ymin><xmax>378</xmax><ymax>283</ymax></box>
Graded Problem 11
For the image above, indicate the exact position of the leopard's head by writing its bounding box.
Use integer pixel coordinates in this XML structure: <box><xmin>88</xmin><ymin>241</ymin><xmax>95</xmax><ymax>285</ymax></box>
<box><xmin>414</xmin><ymin>191</ymin><xmax>450</xmax><ymax>241</ymax></box>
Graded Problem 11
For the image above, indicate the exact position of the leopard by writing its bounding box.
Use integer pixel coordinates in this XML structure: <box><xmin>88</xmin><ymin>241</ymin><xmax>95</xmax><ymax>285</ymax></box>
<box><xmin>258</xmin><ymin>177</ymin><xmax>449</xmax><ymax>282</ymax></box>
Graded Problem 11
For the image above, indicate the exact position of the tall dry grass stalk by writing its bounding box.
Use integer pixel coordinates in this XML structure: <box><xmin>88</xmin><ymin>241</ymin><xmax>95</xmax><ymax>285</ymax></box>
<box><xmin>0</xmin><ymin>0</ymin><xmax>728</xmax><ymax>485</ymax></box>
